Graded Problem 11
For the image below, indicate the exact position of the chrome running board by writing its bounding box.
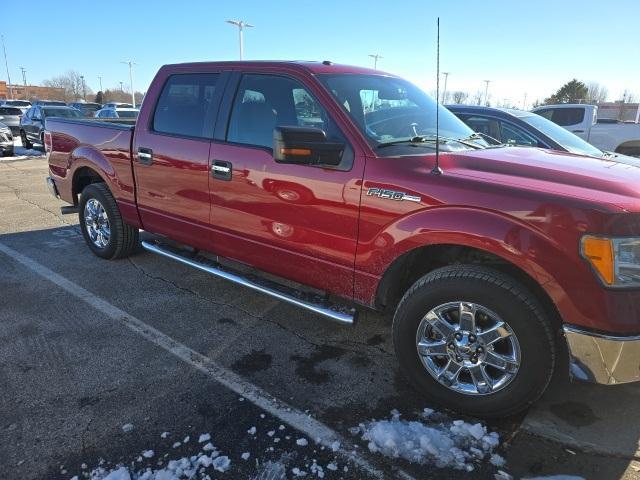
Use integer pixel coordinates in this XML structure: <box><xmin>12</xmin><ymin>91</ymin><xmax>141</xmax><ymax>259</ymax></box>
<box><xmin>141</xmin><ymin>241</ymin><xmax>356</xmax><ymax>325</ymax></box>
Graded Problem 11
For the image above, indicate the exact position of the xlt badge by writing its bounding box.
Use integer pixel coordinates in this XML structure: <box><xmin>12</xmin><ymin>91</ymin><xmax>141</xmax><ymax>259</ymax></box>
<box><xmin>366</xmin><ymin>187</ymin><xmax>421</xmax><ymax>203</ymax></box>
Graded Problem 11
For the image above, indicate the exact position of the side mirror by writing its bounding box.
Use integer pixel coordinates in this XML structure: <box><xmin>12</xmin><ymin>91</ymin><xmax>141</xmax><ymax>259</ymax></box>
<box><xmin>273</xmin><ymin>126</ymin><xmax>345</xmax><ymax>166</ymax></box>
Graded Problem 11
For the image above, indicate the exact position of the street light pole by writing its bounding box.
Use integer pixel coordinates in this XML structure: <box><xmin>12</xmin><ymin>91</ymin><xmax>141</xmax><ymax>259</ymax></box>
<box><xmin>1</xmin><ymin>35</ymin><xmax>13</xmax><ymax>100</ymax></box>
<box><xmin>80</xmin><ymin>75</ymin><xmax>86</xmax><ymax>101</ymax></box>
<box><xmin>368</xmin><ymin>53</ymin><xmax>383</xmax><ymax>70</ymax></box>
<box><xmin>441</xmin><ymin>72</ymin><xmax>450</xmax><ymax>103</ymax></box>
<box><xmin>119</xmin><ymin>81</ymin><xmax>123</xmax><ymax>92</ymax></box>
<box><xmin>226</xmin><ymin>20</ymin><xmax>254</xmax><ymax>60</ymax></box>
<box><xmin>98</xmin><ymin>75</ymin><xmax>103</xmax><ymax>93</ymax></box>
<box><xmin>120</xmin><ymin>60</ymin><xmax>137</xmax><ymax>107</ymax></box>
<box><xmin>483</xmin><ymin>80</ymin><xmax>491</xmax><ymax>106</ymax></box>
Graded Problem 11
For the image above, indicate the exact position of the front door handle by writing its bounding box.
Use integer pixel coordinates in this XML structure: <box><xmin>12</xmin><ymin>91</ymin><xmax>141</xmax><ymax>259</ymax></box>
<box><xmin>137</xmin><ymin>147</ymin><xmax>153</xmax><ymax>165</ymax></box>
<box><xmin>211</xmin><ymin>160</ymin><xmax>232</xmax><ymax>181</ymax></box>
<box><xmin>572</xmin><ymin>130</ymin><xmax>584</xmax><ymax>133</ymax></box>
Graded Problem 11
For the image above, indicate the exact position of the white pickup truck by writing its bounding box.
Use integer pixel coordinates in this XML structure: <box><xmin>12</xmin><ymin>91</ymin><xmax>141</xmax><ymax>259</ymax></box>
<box><xmin>532</xmin><ymin>104</ymin><xmax>640</xmax><ymax>157</ymax></box>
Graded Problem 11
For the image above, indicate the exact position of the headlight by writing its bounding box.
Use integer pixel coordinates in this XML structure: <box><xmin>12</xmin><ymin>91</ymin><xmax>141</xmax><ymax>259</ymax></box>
<box><xmin>581</xmin><ymin>235</ymin><xmax>640</xmax><ymax>287</ymax></box>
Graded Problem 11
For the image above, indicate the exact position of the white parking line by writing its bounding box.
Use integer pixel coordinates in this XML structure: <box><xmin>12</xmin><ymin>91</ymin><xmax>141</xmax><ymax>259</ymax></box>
<box><xmin>0</xmin><ymin>241</ymin><xmax>412</xmax><ymax>480</ymax></box>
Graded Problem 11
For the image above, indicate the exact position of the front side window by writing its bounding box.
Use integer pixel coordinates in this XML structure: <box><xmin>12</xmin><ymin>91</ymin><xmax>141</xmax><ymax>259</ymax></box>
<box><xmin>499</xmin><ymin>122</ymin><xmax>539</xmax><ymax>146</ymax></box>
<box><xmin>153</xmin><ymin>73</ymin><xmax>219</xmax><ymax>138</ymax></box>
<box><xmin>459</xmin><ymin>115</ymin><xmax>500</xmax><ymax>142</ymax></box>
<box><xmin>227</xmin><ymin>74</ymin><xmax>346</xmax><ymax>150</ymax></box>
<box><xmin>319</xmin><ymin>74</ymin><xmax>485</xmax><ymax>155</ymax></box>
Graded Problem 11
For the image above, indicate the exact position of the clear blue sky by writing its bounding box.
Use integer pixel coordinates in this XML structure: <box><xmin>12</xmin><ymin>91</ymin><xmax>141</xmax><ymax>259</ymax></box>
<box><xmin>3</xmin><ymin>0</ymin><xmax>639</xmax><ymax>107</ymax></box>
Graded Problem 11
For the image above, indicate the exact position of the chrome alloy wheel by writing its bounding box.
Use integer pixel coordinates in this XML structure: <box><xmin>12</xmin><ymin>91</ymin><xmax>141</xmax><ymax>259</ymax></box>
<box><xmin>416</xmin><ymin>302</ymin><xmax>521</xmax><ymax>395</ymax></box>
<box><xmin>84</xmin><ymin>198</ymin><xmax>111</xmax><ymax>249</ymax></box>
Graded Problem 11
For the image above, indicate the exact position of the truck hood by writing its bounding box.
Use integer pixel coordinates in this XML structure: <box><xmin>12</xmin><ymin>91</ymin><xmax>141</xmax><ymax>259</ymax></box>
<box><xmin>445</xmin><ymin>146</ymin><xmax>640</xmax><ymax>211</ymax></box>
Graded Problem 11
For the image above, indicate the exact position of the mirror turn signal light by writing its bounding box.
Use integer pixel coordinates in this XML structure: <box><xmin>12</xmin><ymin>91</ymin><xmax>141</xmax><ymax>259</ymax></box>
<box><xmin>280</xmin><ymin>148</ymin><xmax>311</xmax><ymax>156</ymax></box>
<box><xmin>581</xmin><ymin>236</ymin><xmax>614</xmax><ymax>285</ymax></box>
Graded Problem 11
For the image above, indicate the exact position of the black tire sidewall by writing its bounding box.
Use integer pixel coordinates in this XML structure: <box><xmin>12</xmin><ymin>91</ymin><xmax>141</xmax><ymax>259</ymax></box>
<box><xmin>79</xmin><ymin>184</ymin><xmax>119</xmax><ymax>259</ymax></box>
<box><xmin>393</xmin><ymin>268</ymin><xmax>555</xmax><ymax>417</ymax></box>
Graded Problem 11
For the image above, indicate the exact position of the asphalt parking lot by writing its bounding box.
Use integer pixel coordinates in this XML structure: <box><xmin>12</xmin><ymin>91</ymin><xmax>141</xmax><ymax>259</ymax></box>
<box><xmin>1</xmin><ymin>149</ymin><xmax>640</xmax><ymax>480</ymax></box>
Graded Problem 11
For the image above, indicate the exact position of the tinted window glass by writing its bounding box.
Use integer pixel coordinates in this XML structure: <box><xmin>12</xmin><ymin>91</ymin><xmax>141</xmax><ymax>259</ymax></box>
<box><xmin>116</xmin><ymin>110</ymin><xmax>139</xmax><ymax>118</ymax></box>
<box><xmin>536</xmin><ymin>108</ymin><xmax>584</xmax><ymax>126</ymax></box>
<box><xmin>153</xmin><ymin>73</ymin><xmax>219</xmax><ymax>138</ymax></box>
<box><xmin>459</xmin><ymin>115</ymin><xmax>500</xmax><ymax>142</ymax></box>
<box><xmin>227</xmin><ymin>74</ymin><xmax>345</xmax><ymax>149</ymax></box>
<box><xmin>42</xmin><ymin>108</ymin><xmax>81</xmax><ymax>118</ymax></box>
<box><xmin>499</xmin><ymin>122</ymin><xmax>539</xmax><ymax>146</ymax></box>
<box><xmin>0</xmin><ymin>107</ymin><xmax>22</xmax><ymax>115</ymax></box>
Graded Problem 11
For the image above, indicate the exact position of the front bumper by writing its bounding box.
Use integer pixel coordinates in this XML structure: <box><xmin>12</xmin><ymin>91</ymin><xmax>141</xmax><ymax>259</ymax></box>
<box><xmin>564</xmin><ymin>325</ymin><xmax>640</xmax><ymax>384</ymax></box>
<box><xmin>46</xmin><ymin>176</ymin><xmax>59</xmax><ymax>198</ymax></box>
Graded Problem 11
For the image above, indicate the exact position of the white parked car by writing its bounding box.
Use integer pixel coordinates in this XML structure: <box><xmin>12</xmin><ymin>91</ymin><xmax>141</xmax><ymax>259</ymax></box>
<box><xmin>94</xmin><ymin>107</ymin><xmax>139</xmax><ymax>120</ymax></box>
<box><xmin>532</xmin><ymin>104</ymin><xmax>640</xmax><ymax>157</ymax></box>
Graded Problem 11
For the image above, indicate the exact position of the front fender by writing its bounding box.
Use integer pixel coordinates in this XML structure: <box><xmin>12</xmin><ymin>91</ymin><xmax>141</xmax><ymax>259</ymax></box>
<box><xmin>355</xmin><ymin>206</ymin><xmax>601</xmax><ymax>330</ymax></box>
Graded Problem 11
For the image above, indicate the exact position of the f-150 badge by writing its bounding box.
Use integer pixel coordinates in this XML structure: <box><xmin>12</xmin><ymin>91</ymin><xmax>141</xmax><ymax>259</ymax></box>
<box><xmin>366</xmin><ymin>187</ymin><xmax>421</xmax><ymax>203</ymax></box>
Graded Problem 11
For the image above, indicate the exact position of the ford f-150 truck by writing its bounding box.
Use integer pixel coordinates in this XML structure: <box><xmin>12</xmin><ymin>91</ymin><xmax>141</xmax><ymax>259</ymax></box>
<box><xmin>533</xmin><ymin>103</ymin><xmax>640</xmax><ymax>157</ymax></box>
<box><xmin>45</xmin><ymin>61</ymin><xmax>640</xmax><ymax>418</ymax></box>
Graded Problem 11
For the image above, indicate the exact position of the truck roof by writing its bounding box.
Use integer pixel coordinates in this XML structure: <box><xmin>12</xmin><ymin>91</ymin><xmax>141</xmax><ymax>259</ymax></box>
<box><xmin>159</xmin><ymin>60</ymin><xmax>389</xmax><ymax>76</ymax></box>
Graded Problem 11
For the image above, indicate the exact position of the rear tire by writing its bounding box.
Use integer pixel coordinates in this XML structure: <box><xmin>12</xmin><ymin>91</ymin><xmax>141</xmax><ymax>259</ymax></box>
<box><xmin>393</xmin><ymin>265</ymin><xmax>556</xmax><ymax>418</ymax></box>
<box><xmin>79</xmin><ymin>183</ymin><xmax>139</xmax><ymax>259</ymax></box>
<box><xmin>20</xmin><ymin>130</ymin><xmax>32</xmax><ymax>149</ymax></box>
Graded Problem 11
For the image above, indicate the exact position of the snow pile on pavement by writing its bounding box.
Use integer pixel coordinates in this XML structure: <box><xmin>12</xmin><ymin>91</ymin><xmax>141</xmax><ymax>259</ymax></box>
<box><xmin>83</xmin><ymin>433</ymin><xmax>231</xmax><ymax>479</ymax></box>
<box><xmin>354</xmin><ymin>410</ymin><xmax>502</xmax><ymax>471</ymax></box>
<box><xmin>13</xmin><ymin>145</ymin><xmax>44</xmax><ymax>158</ymax></box>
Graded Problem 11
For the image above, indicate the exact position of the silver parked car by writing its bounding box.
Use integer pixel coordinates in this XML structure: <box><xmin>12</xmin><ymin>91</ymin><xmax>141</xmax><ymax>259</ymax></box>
<box><xmin>0</xmin><ymin>122</ymin><xmax>14</xmax><ymax>156</ymax></box>
<box><xmin>0</xmin><ymin>106</ymin><xmax>23</xmax><ymax>136</ymax></box>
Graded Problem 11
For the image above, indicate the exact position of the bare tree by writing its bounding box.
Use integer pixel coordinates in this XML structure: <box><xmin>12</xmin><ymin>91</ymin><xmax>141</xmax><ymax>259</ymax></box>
<box><xmin>586</xmin><ymin>82</ymin><xmax>608</xmax><ymax>104</ymax></box>
<box><xmin>42</xmin><ymin>70</ymin><xmax>93</xmax><ymax>102</ymax></box>
<box><xmin>451</xmin><ymin>91</ymin><xmax>469</xmax><ymax>104</ymax></box>
<box><xmin>472</xmin><ymin>90</ymin><xmax>484</xmax><ymax>106</ymax></box>
<box><xmin>102</xmin><ymin>88</ymin><xmax>145</xmax><ymax>105</ymax></box>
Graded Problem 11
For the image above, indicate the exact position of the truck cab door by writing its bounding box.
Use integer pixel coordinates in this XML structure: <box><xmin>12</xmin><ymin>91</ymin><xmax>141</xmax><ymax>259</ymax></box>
<box><xmin>536</xmin><ymin>106</ymin><xmax>590</xmax><ymax>140</ymax></box>
<box><xmin>132</xmin><ymin>70</ymin><xmax>228</xmax><ymax>250</ymax></box>
<box><xmin>207</xmin><ymin>71</ymin><xmax>365</xmax><ymax>299</ymax></box>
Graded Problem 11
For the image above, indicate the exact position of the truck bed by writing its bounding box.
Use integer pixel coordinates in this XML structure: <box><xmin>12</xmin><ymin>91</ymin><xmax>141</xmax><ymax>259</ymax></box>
<box><xmin>46</xmin><ymin>117</ymin><xmax>138</xmax><ymax>225</ymax></box>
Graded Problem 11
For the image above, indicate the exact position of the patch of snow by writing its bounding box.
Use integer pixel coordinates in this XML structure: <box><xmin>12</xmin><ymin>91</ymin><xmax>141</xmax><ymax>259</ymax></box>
<box><xmin>171</xmin><ymin>442</ymin><xmax>181</xmax><ymax>449</ymax></box>
<box><xmin>212</xmin><ymin>455</ymin><xmax>230</xmax><ymax>472</ymax></box>
<box><xmin>247</xmin><ymin>426</ymin><xmax>257</xmax><ymax>435</ymax></box>
<box><xmin>330</xmin><ymin>440</ymin><xmax>340</xmax><ymax>452</ymax></box>
<box><xmin>182</xmin><ymin>436</ymin><xmax>190</xmax><ymax>443</ymax></box>
<box><xmin>326</xmin><ymin>462</ymin><xmax>338</xmax><ymax>471</ymax></box>
<box><xmin>103</xmin><ymin>467</ymin><xmax>131</xmax><ymax>480</ymax></box>
<box><xmin>241</xmin><ymin>452</ymin><xmax>250</xmax><ymax>460</ymax></box>
<box><xmin>198</xmin><ymin>433</ymin><xmax>210</xmax><ymax>443</ymax></box>
<box><xmin>278</xmin><ymin>424</ymin><xmax>285</xmax><ymax>430</ymax></box>
<box><xmin>141</xmin><ymin>450</ymin><xmax>154</xmax><ymax>458</ymax></box>
<box><xmin>202</xmin><ymin>442</ymin><xmax>215</xmax><ymax>452</ymax></box>
<box><xmin>292</xmin><ymin>467</ymin><xmax>307</xmax><ymax>477</ymax></box>
<box><xmin>160</xmin><ymin>432</ymin><xmax>169</xmax><ymax>439</ymax></box>
<box><xmin>121</xmin><ymin>423</ymin><xmax>134</xmax><ymax>433</ymax></box>
<box><xmin>490</xmin><ymin>453</ymin><xmax>506</xmax><ymax>467</ymax></box>
<box><xmin>296</xmin><ymin>438</ymin><xmax>308</xmax><ymax>446</ymax></box>
<box><xmin>358</xmin><ymin>411</ymin><xmax>503</xmax><ymax>471</ymax></box>
<box><xmin>267</xmin><ymin>430</ymin><xmax>275</xmax><ymax>437</ymax></box>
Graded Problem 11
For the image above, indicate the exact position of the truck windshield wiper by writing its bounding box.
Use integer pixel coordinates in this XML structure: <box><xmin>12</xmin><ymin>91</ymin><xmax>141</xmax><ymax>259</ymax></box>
<box><xmin>377</xmin><ymin>135</ymin><xmax>485</xmax><ymax>150</ymax></box>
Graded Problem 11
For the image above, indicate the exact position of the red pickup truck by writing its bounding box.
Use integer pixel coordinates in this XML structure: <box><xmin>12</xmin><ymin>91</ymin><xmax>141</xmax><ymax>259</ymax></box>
<box><xmin>46</xmin><ymin>61</ymin><xmax>640</xmax><ymax>417</ymax></box>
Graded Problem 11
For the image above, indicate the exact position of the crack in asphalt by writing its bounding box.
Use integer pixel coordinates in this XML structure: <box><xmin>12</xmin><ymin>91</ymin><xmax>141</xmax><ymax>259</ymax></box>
<box><xmin>0</xmin><ymin>180</ymin><xmax>76</xmax><ymax>228</ymax></box>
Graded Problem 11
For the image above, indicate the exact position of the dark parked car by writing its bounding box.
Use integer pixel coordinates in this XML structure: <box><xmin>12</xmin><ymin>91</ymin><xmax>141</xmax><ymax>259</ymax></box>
<box><xmin>0</xmin><ymin>122</ymin><xmax>13</xmax><ymax>156</ymax></box>
<box><xmin>0</xmin><ymin>106</ymin><xmax>23</xmax><ymax>136</ymax></box>
<box><xmin>20</xmin><ymin>105</ymin><xmax>81</xmax><ymax>148</ymax></box>
<box><xmin>69</xmin><ymin>102</ymin><xmax>102</xmax><ymax>117</ymax></box>
<box><xmin>446</xmin><ymin>104</ymin><xmax>619</xmax><ymax>160</ymax></box>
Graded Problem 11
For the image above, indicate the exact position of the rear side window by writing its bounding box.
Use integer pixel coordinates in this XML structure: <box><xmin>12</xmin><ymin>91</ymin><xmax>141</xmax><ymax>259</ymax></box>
<box><xmin>153</xmin><ymin>73</ymin><xmax>219</xmax><ymax>139</ymax></box>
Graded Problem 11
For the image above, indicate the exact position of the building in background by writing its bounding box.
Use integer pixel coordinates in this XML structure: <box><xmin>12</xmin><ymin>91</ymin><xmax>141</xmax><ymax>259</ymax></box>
<box><xmin>596</xmin><ymin>102</ymin><xmax>640</xmax><ymax>122</ymax></box>
<box><xmin>0</xmin><ymin>81</ymin><xmax>65</xmax><ymax>101</ymax></box>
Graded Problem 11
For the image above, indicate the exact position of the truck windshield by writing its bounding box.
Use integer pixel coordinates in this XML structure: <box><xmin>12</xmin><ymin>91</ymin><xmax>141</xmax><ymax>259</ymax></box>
<box><xmin>318</xmin><ymin>74</ymin><xmax>485</xmax><ymax>154</ymax></box>
<box><xmin>521</xmin><ymin>114</ymin><xmax>603</xmax><ymax>157</ymax></box>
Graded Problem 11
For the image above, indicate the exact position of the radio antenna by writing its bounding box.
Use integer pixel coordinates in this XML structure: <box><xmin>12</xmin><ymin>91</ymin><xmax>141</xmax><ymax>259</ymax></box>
<box><xmin>432</xmin><ymin>17</ymin><xmax>443</xmax><ymax>175</ymax></box>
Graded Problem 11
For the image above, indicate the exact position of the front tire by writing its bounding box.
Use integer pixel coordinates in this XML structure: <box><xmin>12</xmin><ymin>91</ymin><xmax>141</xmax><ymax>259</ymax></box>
<box><xmin>393</xmin><ymin>265</ymin><xmax>556</xmax><ymax>418</ymax></box>
<box><xmin>79</xmin><ymin>183</ymin><xmax>139</xmax><ymax>259</ymax></box>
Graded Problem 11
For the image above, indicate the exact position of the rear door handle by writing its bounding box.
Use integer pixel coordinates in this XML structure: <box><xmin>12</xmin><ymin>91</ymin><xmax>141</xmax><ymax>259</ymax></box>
<box><xmin>137</xmin><ymin>147</ymin><xmax>153</xmax><ymax>165</ymax></box>
<box><xmin>572</xmin><ymin>130</ymin><xmax>584</xmax><ymax>133</ymax></box>
<box><xmin>211</xmin><ymin>160</ymin><xmax>232</xmax><ymax>181</ymax></box>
